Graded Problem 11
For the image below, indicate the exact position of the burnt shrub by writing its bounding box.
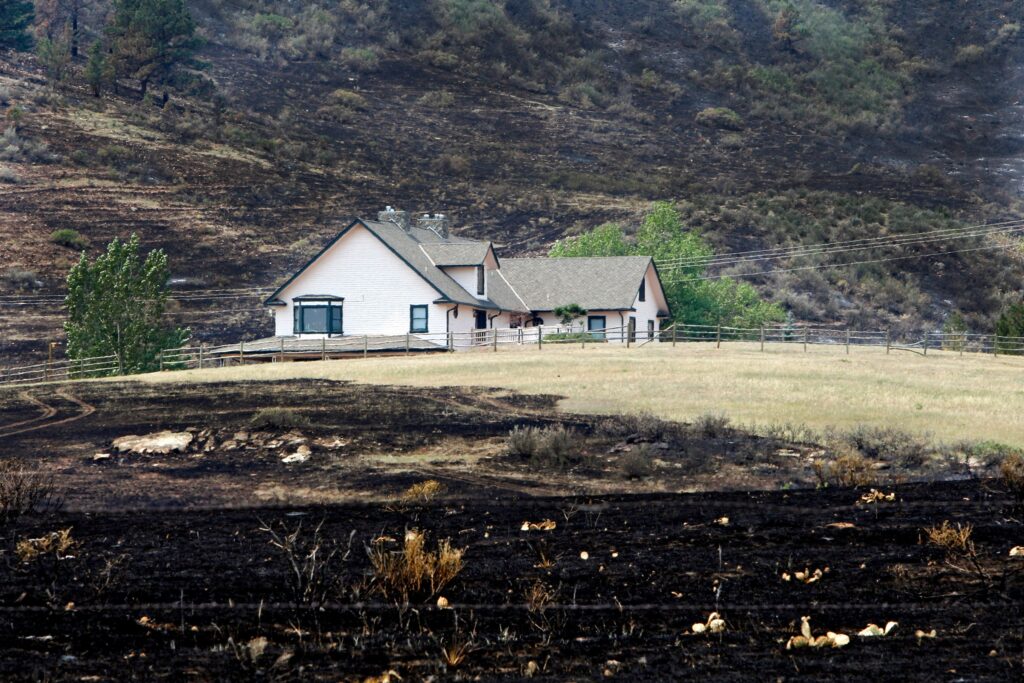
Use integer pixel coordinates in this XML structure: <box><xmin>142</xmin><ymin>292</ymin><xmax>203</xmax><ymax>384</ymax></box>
<box><xmin>1000</xmin><ymin>453</ymin><xmax>1024</xmax><ymax>505</ymax></box>
<box><xmin>0</xmin><ymin>461</ymin><xmax>62</xmax><ymax>524</ymax></box>
<box><xmin>621</xmin><ymin>444</ymin><xmax>656</xmax><ymax>479</ymax></box>
<box><xmin>250</xmin><ymin>407</ymin><xmax>310</xmax><ymax>431</ymax></box>
<box><xmin>368</xmin><ymin>529</ymin><xmax>464</xmax><ymax>602</ymax></box>
<box><xmin>812</xmin><ymin>452</ymin><xmax>873</xmax><ymax>488</ymax></box>
<box><xmin>835</xmin><ymin>425</ymin><xmax>930</xmax><ymax>467</ymax></box>
<box><xmin>693</xmin><ymin>412</ymin><xmax>731</xmax><ymax>438</ymax></box>
<box><xmin>507</xmin><ymin>425</ymin><xmax>581</xmax><ymax>470</ymax></box>
<box><xmin>597</xmin><ymin>411</ymin><xmax>677</xmax><ymax>443</ymax></box>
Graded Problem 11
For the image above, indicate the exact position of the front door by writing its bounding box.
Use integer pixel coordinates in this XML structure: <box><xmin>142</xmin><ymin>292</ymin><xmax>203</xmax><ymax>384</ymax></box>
<box><xmin>474</xmin><ymin>310</ymin><xmax>488</xmax><ymax>330</ymax></box>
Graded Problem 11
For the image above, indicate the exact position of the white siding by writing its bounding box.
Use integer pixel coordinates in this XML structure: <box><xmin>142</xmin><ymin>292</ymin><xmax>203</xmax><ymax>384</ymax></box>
<box><xmin>444</xmin><ymin>266</ymin><xmax>486</xmax><ymax>300</ymax></box>
<box><xmin>273</xmin><ymin>224</ymin><xmax>447</xmax><ymax>338</ymax></box>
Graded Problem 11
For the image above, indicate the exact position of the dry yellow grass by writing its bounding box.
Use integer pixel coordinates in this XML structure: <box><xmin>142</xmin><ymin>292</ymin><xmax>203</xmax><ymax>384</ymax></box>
<box><xmin>140</xmin><ymin>342</ymin><xmax>1024</xmax><ymax>446</ymax></box>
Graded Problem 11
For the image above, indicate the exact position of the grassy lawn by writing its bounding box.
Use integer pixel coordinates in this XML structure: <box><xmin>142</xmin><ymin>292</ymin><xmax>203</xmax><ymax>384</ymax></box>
<box><xmin>140</xmin><ymin>342</ymin><xmax>1024</xmax><ymax>446</ymax></box>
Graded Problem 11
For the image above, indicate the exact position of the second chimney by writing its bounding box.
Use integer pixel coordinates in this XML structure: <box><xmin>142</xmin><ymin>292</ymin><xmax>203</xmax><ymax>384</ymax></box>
<box><xmin>418</xmin><ymin>213</ymin><xmax>450</xmax><ymax>238</ymax></box>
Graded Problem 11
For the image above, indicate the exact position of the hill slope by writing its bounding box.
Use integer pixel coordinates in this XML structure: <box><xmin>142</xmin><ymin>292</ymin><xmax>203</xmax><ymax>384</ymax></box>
<box><xmin>1</xmin><ymin>0</ymin><xmax>1023</xmax><ymax>363</ymax></box>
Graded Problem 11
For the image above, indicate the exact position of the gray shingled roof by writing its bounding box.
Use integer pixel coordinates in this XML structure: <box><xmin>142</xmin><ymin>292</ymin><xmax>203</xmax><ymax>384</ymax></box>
<box><xmin>496</xmin><ymin>256</ymin><xmax>653</xmax><ymax>311</ymax></box>
<box><xmin>420</xmin><ymin>242</ymin><xmax>493</xmax><ymax>266</ymax></box>
<box><xmin>265</xmin><ymin>219</ymin><xmax>499</xmax><ymax>310</ymax></box>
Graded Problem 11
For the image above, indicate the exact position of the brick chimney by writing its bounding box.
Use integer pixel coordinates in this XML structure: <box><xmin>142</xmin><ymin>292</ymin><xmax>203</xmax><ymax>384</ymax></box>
<box><xmin>417</xmin><ymin>213</ymin><xmax>449</xmax><ymax>238</ymax></box>
<box><xmin>378</xmin><ymin>206</ymin><xmax>411</xmax><ymax>231</ymax></box>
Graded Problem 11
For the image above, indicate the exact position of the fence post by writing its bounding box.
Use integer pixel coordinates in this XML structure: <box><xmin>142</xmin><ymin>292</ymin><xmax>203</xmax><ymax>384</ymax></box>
<box><xmin>159</xmin><ymin>351</ymin><xmax>164</xmax><ymax>372</ymax></box>
<box><xmin>760</xmin><ymin>326</ymin><xmax>765</xmax><ymax>352</ymax></box>
<box><xmin>885</xmin><ymin>329</ymin><xmax>890</xmax><ymax>355</ymax></box>
<box><xmin>406</xmin><ymin>334</ymin><xmax>410</xmax><ymax>355</ymax></box>
<box><xmin>239</xmin><ymin>340</ymin><xmax>244</xmax><ymax>366</ymax></box>
<box><xmin>994</xmin><ymin>334</ymin><xmax>999</xmax><ymax>357</ymax></box>
<box><xmin>448</xmin><ymin>331</ymin><xmax>454</xmax><ymax>352</ymax></box>
<box><xmin>672</xmin><ymin>325</ymin><xmax>677</xmax><ymax>347</ymax></box>
<box><xmin>716</xmin><ymin>324</ymin><xmax>721</xmax><ymax>349</ymax></box>
<box><xmin>960</xmin><ymin>333</ymin><xmax>965</xmax><ymax>358</ymax></box>
<box><xmin>845</xmin><ymin>328</ymin><xmax>850</xmax><ymax>355</ymax></box>
<box><xmin>494</xmin><ymin>328</ymin><xmax>499</xmax><ymax>352</ymax></box>
<box><xmin>803</xmin><ymin>327</ymin><xmax>808</xmax><ymax>353</ymax></box>
<box><xmin>199</xmin><ymin>343</ymin><xmax>205</xmax><ymax>369</ymax></box>
<box><xmin>923</xmin><ymin>333</ymin><xmax>928</xmax><ymax>356</ymax></box>
<box><xmin>363</xmin><ymin>335</ymin><xmax>368</xmax><ymax>358</ymax></box>
<box><xmin>538</xmin><ymin>327</ymin><xmax>543</xmax><ymax>350</ymax></box>
<box><xmin>280</xmin><ymin>337</ymin><xmax>285</xmax><ymax>362</ymax></box>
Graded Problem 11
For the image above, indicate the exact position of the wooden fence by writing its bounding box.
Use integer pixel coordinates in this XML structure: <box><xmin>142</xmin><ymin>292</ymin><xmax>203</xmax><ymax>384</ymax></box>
<box><xmin>2</xmin><ymin>323</ymin><xmax>1023</xmax><ymax>386</ymax></box>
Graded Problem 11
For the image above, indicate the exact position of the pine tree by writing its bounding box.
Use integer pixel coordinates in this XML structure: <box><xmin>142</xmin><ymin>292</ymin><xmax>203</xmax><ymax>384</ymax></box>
<box><xmin>107</xmin><ymin>0</ymin><xmax>198</xmax><ymax>95</ymax></box>
<box><xmin>0</xmin><ymin>0</ymin><xmax>34</xmax><ymax>51</ymax></box>
<box><xmin>64</xmin><ymin>233</ymin><xmax>189</xmax><ymax>375</ymax></box>
<box><xmin>85</xmin><ymin>39</ymin><xmax>113</xmax><ymax>97</ymax></box>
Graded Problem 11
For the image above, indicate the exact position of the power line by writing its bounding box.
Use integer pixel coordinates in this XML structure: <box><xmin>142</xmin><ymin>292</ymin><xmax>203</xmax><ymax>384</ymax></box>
<box><xmin>655</xmin><ymin>218</ymin><xmax>1024</xmax><ymax>271</ymax></box>
<box><xmin>659</xmin><ymin>240</ymin><xmax>1019</xmax><ymax>282</ymax></box>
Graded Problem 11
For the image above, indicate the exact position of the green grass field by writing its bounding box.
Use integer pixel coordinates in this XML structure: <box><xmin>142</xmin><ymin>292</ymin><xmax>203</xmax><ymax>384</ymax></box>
<box><xmin>141</xmin><ymin>342</ymin><xmax>1024</xmax><ymax>446</ymax></box>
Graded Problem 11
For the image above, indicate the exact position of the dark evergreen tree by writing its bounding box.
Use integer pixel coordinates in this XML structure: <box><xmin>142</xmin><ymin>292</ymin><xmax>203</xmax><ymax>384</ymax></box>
<box><xmin>995</xmin><ymin>301</ymin><xmax>1024</xmax><ymax>355</ymax></box>
<box><xmin>0</xmin><ymin>0</ymin><xmax>34</xmax><ymax>51</ymax></box>
<box><xmin>107</xmin><ymin>0</ymin><xmax>197</xmax><ymax>94</ymax></box>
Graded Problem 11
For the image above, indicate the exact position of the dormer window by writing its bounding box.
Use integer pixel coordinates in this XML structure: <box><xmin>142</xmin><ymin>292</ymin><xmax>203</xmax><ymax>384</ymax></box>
<box><xmin>476</xmin><ymin>265</ymin><xmax>485</xmax><ymax>295</ymax></box>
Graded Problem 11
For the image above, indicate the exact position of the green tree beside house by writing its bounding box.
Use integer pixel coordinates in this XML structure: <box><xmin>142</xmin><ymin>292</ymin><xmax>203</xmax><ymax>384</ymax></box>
<box><xmin>64</xmin><ymin>233</ymin><xmax>189</xmax><ymax>375</ymax></box>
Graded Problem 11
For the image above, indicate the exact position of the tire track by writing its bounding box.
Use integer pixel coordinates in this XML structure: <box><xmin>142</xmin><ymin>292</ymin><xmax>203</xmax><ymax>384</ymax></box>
<box><xmin>0</xmin><ymin>389</ymin><xmax>95</xmax><ymax>440</ymax></box>
<box><xmin>0</xmin><ymin>391</ymin><xmax>57</xmax><ymax>436</ymax></box>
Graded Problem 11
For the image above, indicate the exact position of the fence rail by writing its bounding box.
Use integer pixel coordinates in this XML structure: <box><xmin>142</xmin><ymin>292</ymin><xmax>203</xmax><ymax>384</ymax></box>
<box><xmin>3</xmin><ymin>324</ymin><xmax>1024</xmax><ymax>386</ymax></box>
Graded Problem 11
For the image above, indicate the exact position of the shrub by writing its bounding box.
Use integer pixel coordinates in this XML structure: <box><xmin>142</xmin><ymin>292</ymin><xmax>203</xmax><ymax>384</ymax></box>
<box><xmin>0</xmin><ymin>461</ymin><xmax>62</xmax><ymax>524</ymax></box>
<box><xmin>621</xmin><ymin>445</ymin><xmax>655</xmax><ymax>479</ymax></box>
<box><xmin>694</xmin><ymin>412</ymin><xmax>730</xmax><ymax>438</ymax></box>
<box><xmin>925</xmin><ymin>520</ymin><xmax>974</xmax><ymax>555</ymax></box>
<box><xmin>250</xmin><ymin>407</ymin><xmax>310</xmax><ymax>431</ymax></box>
<box><xmin>0</xmin><ymin>165</ymin><xmax>19</xmax><ymax>183</ymax></box>
<box><xmin>1000</xmin><ymin>453</ymin><xmax>1024</xmax><ymax>505</ymax></box>
<box><xmin>418</xmin><ymin>90</ymin><xmax>456</xmax><ymax>108</ymax></box>
<box><xmin>50</xmin><ymin>228</ymin><xmax>88</xmax><ymax>250</ymax></box>
<box><xmin>954</xmin><ymin>44</ymin><xmax>986</xmax><ymax>65</ymax></box>
<box><xmin>507</xmin><ymin>425</ymin><xmax>580</xmax><ymax>470</ymax></box>
<box><xmin>400</xmin><ymin>479</ymin><xmax>446</xmax><ymax>504</ymax></box>
<box><xmin>260</xmin><ymin>519</ymin><xmax>354</xmax><ymax>606</ymax></box>
<box><xmin>341</xmin><ymin>47</ymin><xmax>380</xmax><ymax>71</ymax></box>
<box><xmin>369</xmin><ymin>529</ymin><xmax>464</xmax><ymax>602</ymax></box>
<box><xmin>0</xmin><ymin>267</ymin><xmax>40</xmax><ymax>291</ymax></box>
<box><xmin>598</xmin><ymin>411</ymin><xmax>674</xmax><ymax>442</ymax></box>
<box><xmin>695</xmin><ymin>106</ymin><xmax>744</xmax><ymax>130</ymax></box>
<box><xmin>812</xmin><ymin>452</ymin><xmax>872</xmax><ymax>488</ymax></box>
<box><xmin>838</xmin><ymin>425</ymin><xmax>929</xmax><ymax>467</ymax></box>
<box><xmin>16</xmin><ymin>528</ymin><xmax>77</xmax><ymax>563</ymax></box>
<box><xmin>328</xmin><ymin>88</ymin><xmax>368</xmax><ymax>110</ymax></box>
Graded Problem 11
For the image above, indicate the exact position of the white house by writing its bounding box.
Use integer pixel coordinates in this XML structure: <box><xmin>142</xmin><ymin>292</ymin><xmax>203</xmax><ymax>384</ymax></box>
<box><xmin>260</xmin><ymin>208</ymin><xmax>671</xmax><ymax>350</ymax></box>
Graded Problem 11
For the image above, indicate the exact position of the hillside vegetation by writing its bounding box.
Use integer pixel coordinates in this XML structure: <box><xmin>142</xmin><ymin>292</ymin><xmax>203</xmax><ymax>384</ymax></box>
<box><xmin>1</xmin><ymin>0</ymin><xmax>1023</xmax><ymax>363</ymax></box>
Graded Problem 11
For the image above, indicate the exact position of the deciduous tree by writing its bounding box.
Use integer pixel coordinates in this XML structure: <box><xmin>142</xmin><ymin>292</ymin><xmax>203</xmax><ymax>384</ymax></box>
<box><xmin>64</xmin><ymin>233</ymin><xmax>189</xmax><ymax>375</ymax></box>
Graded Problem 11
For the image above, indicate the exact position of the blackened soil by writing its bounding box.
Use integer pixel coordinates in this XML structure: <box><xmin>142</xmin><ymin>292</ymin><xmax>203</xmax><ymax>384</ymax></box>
<box><xmin>0</xmin><ymin>480</ymin><xmax>1021</xmax><ymax>681</ymax></box>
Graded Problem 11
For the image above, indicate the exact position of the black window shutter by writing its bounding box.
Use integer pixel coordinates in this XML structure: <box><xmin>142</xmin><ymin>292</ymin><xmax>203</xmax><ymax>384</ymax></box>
<box><xmin>293</xmin><ymin>305</ymin><xmax>301</xmax><ymax>334</ymax></box>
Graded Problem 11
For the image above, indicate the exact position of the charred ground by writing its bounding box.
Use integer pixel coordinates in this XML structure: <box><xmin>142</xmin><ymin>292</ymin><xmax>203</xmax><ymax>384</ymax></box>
<box><xmin>0</xmin><ymin>378</ymin><xmax>1022</xmax><ymax>679</ymax></box>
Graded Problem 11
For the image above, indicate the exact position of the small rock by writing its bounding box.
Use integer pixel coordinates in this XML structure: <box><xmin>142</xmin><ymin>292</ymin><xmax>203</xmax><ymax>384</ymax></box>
<box><xmin>233</xmin><ymin>431</ymin><xmax>250</xmax><ymax>442</ymax></box>
<box><xmin>92</xmin><ymin>452</ymin><xmax>110</xmax><ymax>461</ymax></box>
<box><xmin>524</xmin><ymin>661</ymin><xmax>539</xmax><ymax>678</ymax></box>
<box><xmin>222</xmin><ymin>440</ymin><xmax>239</xmax><ymax>451</ymax></box>
<box><xmin>282</xmin><ymin>444</ymin><xmax>311</xmax><ymax>464</ymax></box>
